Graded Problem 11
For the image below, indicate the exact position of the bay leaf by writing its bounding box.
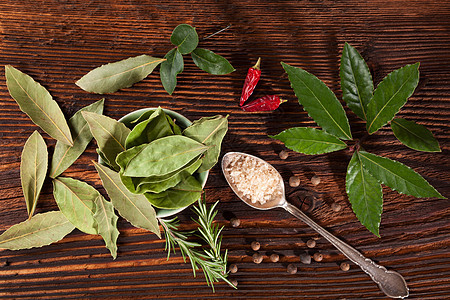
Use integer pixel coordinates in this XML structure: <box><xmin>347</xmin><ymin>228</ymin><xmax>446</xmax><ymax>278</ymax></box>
<box><xmin>122</xmin><ymin>135</ymin><xmax>208</xmax><ymax>177</ymax></box>
<box><xmin>269</xmin><ymin>127</ymin><xmax>347</xmax><ymax>155</ymax></box>
<box><xmin>94</xmin><ymin>162</ymin><xmax>160</xmax><ymax>237</ymax></box>
<box><xmin>346</xmin><ymin>151</ymin><xmax>383</xmax><ymax>237</ymax></box>
<box><xmin>0</xmin><ymin>211</ymin><xmax>75</xmax><ymax>250</ymax></box>
<box><xmin>191</xmin><ymin>48</ymin><xmax>235</xmax><ymax>75</ymax></box>
<box><xmin>82</xmin><ymin>112</ymin><xmax>130</xmax><ymax>171</ymax></box>
<box><xmin>170</xmin><ymin>24</ymin><xmax>199</xmax><ymax>55</ymax></box>
<box><xmin>281</xmin><ymin>62</ymin><xmax>352</xmax><ymax>140</ymax></box>
<box><xmin>166</xmin><ymin>115</ymin><xmax>182</xmax><ymax>135</ymax></box>
<box><xmin>50</xmin><ymin>99</ymin><xmax>105</xmax><ymax>178</ymax></box>
<box><xmin>52</xmin><ymin>177</ymin><xmax>99</xmax><ymax>235</ymax></box>
<box><xmin>144</xmin><ymin>175</ymin><xmax>203</xmax><ymax>209</ymax></box>
<box><xmin>76</xmin><ymin>55</ymin><xmax>165</xmax><ymax>94</ymax></box>
<box><xmin>183</xmin><ymin>115</ymin><xmax>228</xmax><ymax>172</ymax></box>
<box><xmin>20</xmin><ymin>131</ymin><xmax>48</xmax><ymax>218</ymax></box>
<box><xmin>94</xmin><ymin>195</ymin><xmax>120</xmax><ymax>259</ymax></box>
<box><xmin>358</xmin><ymin>151</ymin><xmax>444</xmax><ymax>198</ymax></box>
<box><xmin>160</xmin><ymin>48</ymin><xmax>184</xmax><ymax>94</ymax></box>
<box><xmin>391</xmin><ymin>118</ymin><xmax>441</xmax><ymax>152</ymax></box>
<box><xmin>5</xmin><ymin>65</ymin><xmax>73</xmax><ymax>146</ymax></box>
<box><xmin>366</xmin><ymin>63</ymin><xmax>420</xmax><ymax>134</ymax></box>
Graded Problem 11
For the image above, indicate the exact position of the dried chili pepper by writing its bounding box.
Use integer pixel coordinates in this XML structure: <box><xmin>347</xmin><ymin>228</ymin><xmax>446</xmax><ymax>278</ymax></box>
<box><xmin>239</xmin><ymin>57</ymin><xmax>261</xmax><ymax>106</ymax></box>
<box><xmin>241</xmin><ymin>95</ymin><xmax>286</xmax><ymax>112</ymax></box>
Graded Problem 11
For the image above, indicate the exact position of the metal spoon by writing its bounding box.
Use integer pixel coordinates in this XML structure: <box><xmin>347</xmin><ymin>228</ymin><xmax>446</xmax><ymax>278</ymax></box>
<box><xmin>222</xmin><ymin>152</ymin><xmax>409</xmax><ymax>299</ymax></box>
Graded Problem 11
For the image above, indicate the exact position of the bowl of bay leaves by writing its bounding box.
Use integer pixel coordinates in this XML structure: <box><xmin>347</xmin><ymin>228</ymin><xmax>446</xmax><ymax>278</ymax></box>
<box><xmin>99</xmin><ymin>107</ymin><xmax>228</xmax><ymax>218</ymax></box>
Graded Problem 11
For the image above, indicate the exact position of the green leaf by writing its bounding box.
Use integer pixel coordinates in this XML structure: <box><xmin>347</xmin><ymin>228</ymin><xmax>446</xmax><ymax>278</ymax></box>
<box><xmin>358</xmin><ymin>151</ymin><xmax>444</xmax><ymax>198</ymax></box>
<box><xmin>269</xmin><ymin>127</ymin><xmax>347</xmax><ymax>155</ymax></box>
<box><xmin>125</xmin><ymin>107</ymin><xmax>174</xmax><ymax>149</ymax></box>
<box><xmin>50</xmin><ymin>99</ymin><xmax>105</xmax><ymax>178</ymax></box>
<box><xmin>183</xmin><ymin>115</ymin><xmax>228</xmax><ymax>172</ymax></box>
<box><xmin>121</xmin><ymin>135</ymin><xmax>208</xmax><ymax>177</ymax></box>
<box><xmin>391</xmin><ymin>118</ymin><xmax>441</xmax><ymax>152</ymax></box>
<box><xmin>82</xmin><ymin>112</ymin><xmax>130</xmax><ymax>171</ymax></box>
<box><xmin>20</xmin><ymin>131</ymin><xmax>48</xmax><ymax>218</ymax></box>
<box><xmin>281</xmin><ymin>62</ymin><xmax>352</xmax><ymax>140</ymax></box>
<box><xmin>191</xmin><ymin>48</ymin><xmax>235</xmax><ymax>75</ymax></box>
<box><xmin>52</xmin><ymin>177</ymin><xmax>99</xmax><ymax>235</ymax></box>
<box><xmin>145</xmin><ymin>176</ymin><xmax>203</xmax><ymax>209</ymax></box>
<box><xmin>5</xmin><ymin>65</ymin><xmax>73</xmax><ymax>146</ymax></box>
<box><xmin>160</xmin><ymin>48</ymin><xmax>184</xmax><ymax>94</ymax></box>
<box><xmin>166</xmin><ymin>115</ymin><xmax>182</xmax><ymax>135</ymax></box>
<box><xmin>93</xmin><ymin>195</ymin><xmax>119</xmax><ymax>259</ymax></box>
<box><xmin>76</xmin><ymin>55</ymin><xmax>165</xmax><ymax>94</ymax></box>
<box><xmin>346</xmin><ymin>152</ymin><xmax>383</xmax><ymax>237</ymax></box>
<box><xmin>340</xmin><ymin>43</ymin><xmax>373</xmax><ymax>120</ymax></box>
<box><xmin>170</xmin><ymin>24</ymin><xmax>199</xmax><ymax>55</ymax></box>
<box><xmin>366</xmin><ymin>63</ymin><xmax>420</xmax><ymax>134</ymax></box>
<box><xmin>94</xmin><ymin>162</ymin><xmax>160</xmax><ymax>237</ymax></box>
<box><xmin>0</xmin><ymin>211</ymin><xmax>75</xmax><ymax>250</ymax></box>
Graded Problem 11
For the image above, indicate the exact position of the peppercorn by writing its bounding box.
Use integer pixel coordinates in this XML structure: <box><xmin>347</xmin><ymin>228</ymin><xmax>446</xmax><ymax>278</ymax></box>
<box><xmin>251</xmin><ymin>241</ymin><xmax>260</xmax><ymax>251</ymax></box>
<box><xmin>313</xmin><ymin>252</ymin><xmax>323</xmax><ymax>262</ymax></box>
<box><xmin>300</xmin><ymin>252</ymin><xmax>311</xmax><ymax>265</ymax></box>
<box><xmin>331</xmin><ymin>202</ymin><xmax>342</xmax><ymax>212</ymax></box>
<box><xmin>289</xmin><ymin>175</ymin><xmax>300</xmax><ymax>187</ymax></box>
<box><xmin>270</xmin><ymin>253</ymin><xmax>279</xmax><ymax>263</ymax></box>
<box><xmin>252</xmin><ymin>252</ymin><xmax>263</xmax><ymax>264</ymax></box>
<box><xmin>231</xmin><ymin>279</ymin><xmax>238</xmax><ymax>287</ymax></box>
<box><xmin>311</xmin><ymin>175</ymin><xmax>321</xmax><ymax>186</ymax></box>
<box><xmin>279</xmin><ymin>150</ymin><xmax>289</xmax><ymax>160</ymax></box>
<box><xmin>229</xmin><ymin>264</ymin><xmax>238</xmax><ymax>273</ymax></box>
<box><xmin>340</xmin><ymin>262</ymin><xmax>350</xmax><ymax>271</ymax></box>
<box><xmin>230</xmin><ymin>218</ymin><xmax>240</xmax><ymax>228</ymax></box>
<box><xmin>306</xmin><ymin>239</ymin><xmax>316</xmax><ymax>248</ymax></box>
<box><xmin>287</xmin><ymin>264</ymin><xmax>297</xmax><ymax>274</ymax></box>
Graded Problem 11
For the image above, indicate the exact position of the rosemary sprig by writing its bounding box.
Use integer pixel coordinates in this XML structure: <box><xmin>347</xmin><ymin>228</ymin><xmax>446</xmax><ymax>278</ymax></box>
<box><xmin>159</xmin><ymin>197</ymin><xmax>235</xmax><ymax>292</ymax></box>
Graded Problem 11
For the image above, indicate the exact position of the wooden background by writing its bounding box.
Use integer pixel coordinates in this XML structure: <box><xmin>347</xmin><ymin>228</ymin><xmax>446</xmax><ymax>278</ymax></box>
<box><xmin>0</xmin><ymin>0</ymin><xmax>449</xmax><ymax>299</ymax></box>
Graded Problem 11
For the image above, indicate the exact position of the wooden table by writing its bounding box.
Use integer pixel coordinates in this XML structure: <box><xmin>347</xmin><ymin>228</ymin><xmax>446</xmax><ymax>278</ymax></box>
<box><xmin>0</xmin><ymin>1</ymin><xmax>449</xmax><ymax>299</ymax></box>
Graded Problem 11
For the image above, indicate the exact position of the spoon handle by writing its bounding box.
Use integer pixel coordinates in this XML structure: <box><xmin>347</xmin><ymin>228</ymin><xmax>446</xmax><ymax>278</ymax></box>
<box><xmin>283</xmin><ymin>202</ymin><xmax>409</xmax><ymax>299</ymax></box>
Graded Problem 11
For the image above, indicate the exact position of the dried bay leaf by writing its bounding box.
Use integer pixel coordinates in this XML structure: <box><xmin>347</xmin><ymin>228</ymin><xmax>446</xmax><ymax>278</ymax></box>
<box><xmin>94</xmin><ymin>162</ymin><xmax>160</xmax><ymax>237</ymax></box>
<box><xmin>50</xmin><ymin>99</ymin><xmax>105</xmax><ymax>178</ymax></box>
<box><xmin>94</xmin><ymin>195</ymin><xmax>119</xmax><ymax>259</ymax></box>
<box><xmin>166</xmin><ymin>115</ymin><xmax>182</xmax><ymax>135</ymax></box>
<box><xmin>0</xmin><ymin>211</ymin><xmax>75</xmax><ymax>250</ymax></box>
<box><xmin>53</xmin><ymin>177</ymin><xmax>99</xmax><ymax>235</ymax></box>
<box><xmin>76</xmin><ymin>55</ymin><xmax>165</xmax><ymax>94</ymax></box>
<box><xmin>20</xmin><ymin>131</ymin><xmax>48</xmax><ymax>218</ymax></box>
<box><xmin>5</xmin><ymin>65</ymin><xmax>73</xmax><ymax>146</ymax></box>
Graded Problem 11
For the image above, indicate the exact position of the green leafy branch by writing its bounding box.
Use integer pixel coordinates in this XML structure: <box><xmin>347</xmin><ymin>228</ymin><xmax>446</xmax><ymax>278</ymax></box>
<box><xmin>271</xmin><ymin>43</ymin><xmax>444</xmax><ymax>237</ymax></box>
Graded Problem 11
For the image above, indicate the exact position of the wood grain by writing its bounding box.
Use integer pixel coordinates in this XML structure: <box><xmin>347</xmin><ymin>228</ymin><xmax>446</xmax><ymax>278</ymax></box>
<box><xmin>0</xmin><ymin>0</ymin><xmax>449</xmax><ymax>299</ymax></box>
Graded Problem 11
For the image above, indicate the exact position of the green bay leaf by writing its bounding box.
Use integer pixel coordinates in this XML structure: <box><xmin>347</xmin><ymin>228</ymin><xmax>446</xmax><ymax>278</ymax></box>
<box><xmin>20</xmin><ymin>131</ymin><xmax>48</xmax><ymax>218</ymax></box>
<box><xmin>94</xmin><ymin>195</ymin><xmax>120</xmax><ymax>259</ymax></box>
<box><xmin>340</xmin><ymin>43</ymin><xmax>373</xmax><ymax>120</ymax></box>
<box><xmin>391</xmin><ymin>118</ymin><xmax>441</xmax><ymax>152</ymax></box>
<box><xmin>269</xmin><ymin>127</ymin><xmax>347</xmax><ymax>155</ymax></box>
<box><xmin>346</xmin><ymin>152</ymin><xmax>383</xmax><ymax>237</ymax></box>
<box><xmin>50</xmin><ymin>99</ymin><xmax>105</xmax><ymax>178</ymax></box>
<box><xmin>281</xmin><ymin>62</ymin><xmax>352</xmax><ymax>140</ymax></box>
<box><xmin>170</xmin><ymin>24</ymin><xmax>199</xmax><ymax>55</ymax></box>
<box><xmin>52</xmin><ymin>177</ymin><xmax>99</xmax><ymax>235</ymax></box>
<box><xmin>366</xmin><ymin>63</ymin><xmax>420</xmax><ymax>134</ymax></box>
<box><xmin>76</xmin><ymin>55</ymin><xmax>165</xmax><ymax>94</ymax></box>
<box><xmin>358</xmin><ymin>151</ymin><xmax>444</xmax><ymax>198</ymax></box>
<box><xmin>166</xmin><ymin>115</ymin><xmax>182</xmax><ymax>135</ymax></box>
<box><xmin>191</xmin><ymin>48</ymin><xmax>235</xmax><ymax>75</ymax></box>
<box><xmin>0</xmin><ymin>211</ymin><xmax>75</xmax><ymax>250</ymax></box>
<box><xmin>5</xmin><ymin>65</ymin><xmax>73</xmax><ymax>146</ymax></box>
<box><xmin>160</xmin><ymin>48</ymin><xmax>184</xmax><ymax>95</ymax></box>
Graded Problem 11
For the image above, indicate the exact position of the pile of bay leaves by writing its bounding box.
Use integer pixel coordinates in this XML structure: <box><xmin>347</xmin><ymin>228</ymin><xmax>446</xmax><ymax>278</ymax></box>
<box><xmin>0</xmin><ymin>66</ymin><xmax>228</xmax><ymax>259</ymax></box>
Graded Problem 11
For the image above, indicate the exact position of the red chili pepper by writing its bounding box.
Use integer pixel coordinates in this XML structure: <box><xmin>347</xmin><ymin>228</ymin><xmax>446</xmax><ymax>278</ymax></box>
<box><xmin>239</xmin><ymin>58</ymin><xmax>261</xmax><ymax>106</ymax></box>
<box><xmin>241</xmin><ymin>95</ymin><xmax>286</xmax><ymax>112</ymax></box>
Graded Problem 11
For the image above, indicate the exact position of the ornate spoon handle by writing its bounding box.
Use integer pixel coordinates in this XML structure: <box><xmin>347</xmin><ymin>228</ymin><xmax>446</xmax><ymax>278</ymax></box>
<box><xmin>283</xmin><ymin>202</ymin><xmax>409</xmax><ymax>299</ymax></box>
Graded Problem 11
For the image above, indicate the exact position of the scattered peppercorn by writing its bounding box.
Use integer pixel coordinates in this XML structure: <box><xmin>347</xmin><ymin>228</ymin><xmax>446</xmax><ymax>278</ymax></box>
<box><xmin>306</xmin><ymin>239</ymin><xmax>316</xmax><ymax>248</ymax></box>
<box><xmin>251</xmin><ymin>241</ymin><xmax>260</xmax><ymax>251</ymax></box>
<box><xmin>270</xmin><ymin>253</ymin><xmax>280</xmax><ymax>263</ymax></box>
<box><xmin>331</xmin><ymin>202</ymin><xmax>342</xmax><ymax>212</ymax></box>
<box><xmin>240</xmin><ymin>58</ymin><xmax>261</xmax><ymax>106</ymax></box>
<box><xmin>287</xmin><ymin>264</ymin><xmax>297</xmax><ymax>274</ymax></box>
<box><xmin>229</xmin><ymin>264</ymin><xmax>238</xmax><ymax>273</ymax></box>
<box><xmin>279</xmin><ymin>150</ymin><xmax>289</xmax><ymax>160</ymax></box>
<box><xmin>230</xmin><ymin>218</ymin><xmax>240</xmax><ymax>228</ymax></box>
<box><xmin>311</xmin><ymin>175</ymin><xmax>321</xmax><ymax>186</ymax></box>
<box><xmin>313</xmin><ymin>252</ymin><xmax>323</xmax><ymax>262</ymax></box>
<box><xmin>340</xmin><ymin>262</ymin><xmax>350</xmax><ymax>271</ymax></box>
<box><xmin>231</xmin><ymin>279</ymin><xmax>238</xmax><ymax>287</ymax></box>
<box><xmin>289</xmin><ymin>175</ymin><xmax>300</xmax><ymax>187</ymax></box>
<box><xmin>241</xmin><ymin>95</ymin><xmax>286</xmax><ymax>112</ymax></box>
<box><xmin>252</xmin><ymin>252</ymin><xmax>263</xmax><ymax>264</ymax></box>
<box><xmin>300</xmin><ymin>252</ymin><xmax>311</xmax><ymax>265</ymax></box>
